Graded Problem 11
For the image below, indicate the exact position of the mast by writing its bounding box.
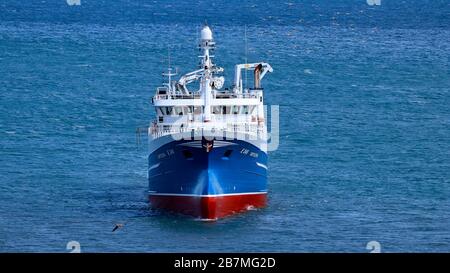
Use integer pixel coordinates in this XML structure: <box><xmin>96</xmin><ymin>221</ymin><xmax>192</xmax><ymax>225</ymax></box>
<box><xmin>199</xmin><ymin>25</ymin><xmax>215</xmax><ymax>122</ymax></box>
<box><xmin>162</xmin><ymin>46</ymin><xmax>177</xmax><ymax>93</ymax></box>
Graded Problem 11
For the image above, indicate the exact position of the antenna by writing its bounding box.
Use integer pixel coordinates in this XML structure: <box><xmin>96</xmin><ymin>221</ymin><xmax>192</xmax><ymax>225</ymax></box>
<box><xmin>197</xmin><ymin>25</ymin><xmax>201</xmax><ymax>66</ymax></box>
<box><xmin>162</xmin><ymin>45</ymin><xmax>177</xmax><ymax>92</ymax></box>
<box><xmin>167</xmin><ymin>46</ymin><xmax>172</xmax><ymax>89</ymax></box>
<box><xmin>168</xmin><ymin>45</ymin><xmax>171</xmax><ymax>71</ymax></box>
<box><xmin>244</xmin><ymin>24</ymin><xmax>248</xmax><ymax>92</ymax></box>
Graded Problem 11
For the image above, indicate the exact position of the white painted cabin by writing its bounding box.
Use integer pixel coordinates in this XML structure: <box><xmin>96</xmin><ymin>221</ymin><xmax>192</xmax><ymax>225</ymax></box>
<box><xmin>149</xmin><ymin>26</ymin><xmax>272</xmax><ymax>141</ymax></box>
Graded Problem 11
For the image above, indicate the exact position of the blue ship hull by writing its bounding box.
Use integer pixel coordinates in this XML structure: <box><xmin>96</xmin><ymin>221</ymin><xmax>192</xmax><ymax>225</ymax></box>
<box><xmin>148</xmin><ymin>136</ymin><xmax>267</xmax><ymax>219</ymax></box>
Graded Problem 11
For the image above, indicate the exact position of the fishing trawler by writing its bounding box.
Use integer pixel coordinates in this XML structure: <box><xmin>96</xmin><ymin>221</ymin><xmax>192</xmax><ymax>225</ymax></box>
<box><xmin>148</xmin><ymin>25</ymin><xmax>273</xmax><ymax>220</ymax></box>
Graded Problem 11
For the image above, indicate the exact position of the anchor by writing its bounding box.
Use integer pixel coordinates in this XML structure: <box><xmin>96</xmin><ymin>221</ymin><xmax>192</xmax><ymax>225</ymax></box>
<box><xmin>202</xmin><ymin>137</ymin><xmax>214</xmax><ymax>153</ymax></box>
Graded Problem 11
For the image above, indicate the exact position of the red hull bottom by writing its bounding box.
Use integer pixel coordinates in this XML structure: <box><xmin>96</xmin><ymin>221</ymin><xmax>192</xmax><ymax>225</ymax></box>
<box><xmin>149</xmin><ymin>193</ymin><xmax>267</xmax><ymax>220</ymax></box>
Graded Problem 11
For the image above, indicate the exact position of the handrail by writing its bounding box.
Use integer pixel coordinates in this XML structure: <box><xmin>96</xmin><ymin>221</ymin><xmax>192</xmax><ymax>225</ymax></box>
<box><xmin>153</xmin><ymin>92</ymin><xmax>259</xmax><ymax>100</ymax></box>
<box><xmin>149</xmin><ymin>123</ymin><xmax>265</xmax><ymax>139</ymax></box>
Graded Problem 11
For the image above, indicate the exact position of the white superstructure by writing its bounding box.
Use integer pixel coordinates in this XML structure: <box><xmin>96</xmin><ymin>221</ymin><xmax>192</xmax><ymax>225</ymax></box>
<box><xmin>149</xmin><ymin>25</ymin><xmax>273</xmax><ymax>147</ymax></box>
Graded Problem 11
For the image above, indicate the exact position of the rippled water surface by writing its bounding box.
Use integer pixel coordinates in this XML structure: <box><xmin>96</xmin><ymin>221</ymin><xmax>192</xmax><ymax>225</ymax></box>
<box><xmin>1</xmin><ymin>0</ymin><xmax>449</xmax><ymax>252</ymax></box>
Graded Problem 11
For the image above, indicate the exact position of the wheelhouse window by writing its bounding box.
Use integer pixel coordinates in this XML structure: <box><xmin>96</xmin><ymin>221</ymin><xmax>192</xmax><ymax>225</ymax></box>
<box><xmin>241</xmin><ymin>105</ymin><xmax>249</xmax><ymax>115</ymax></box>
<box><xmin>174</xmin><ymin>106</ymin><xmax>184</xmax><ymax>116</ymax></box>
<box><xmin>249</xmin><ymin>105</ymin><xmax>256</xmax><ymax>115</ymax></box>
<box><xmin>210</xmin><ymin>106</ymin><xmax>233</xmax><ymax>115</ymax></box>
<box><xmin>165</xmin><ymin>107</ymin><xmax>173</xmax><ymax>115</ymax></box>
<box><xmin>212</xmin><ymin>106</ymin><xmax>221</xmax><ymax>114</ymax></box>
<box><xmin>194</xmin><ymin>106</ymin><xmax>203</xmax><ymax>115</ymax></box>
<box><xmin>157</xmin><ymin>105</ymin><xmax>204</xmax><ymax>116</ymax></box>
<box><xmin>156</xmin><ymin>107</ymin><xmax>163</xmax><ymax>116</ymax></box>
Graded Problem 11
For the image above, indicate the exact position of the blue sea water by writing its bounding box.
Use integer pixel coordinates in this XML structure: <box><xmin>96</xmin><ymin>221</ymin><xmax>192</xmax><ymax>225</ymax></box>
<box><xmin>1</xmin><ymin>0</ymin><xmax>449</xmax><ymax>252</ymax></box>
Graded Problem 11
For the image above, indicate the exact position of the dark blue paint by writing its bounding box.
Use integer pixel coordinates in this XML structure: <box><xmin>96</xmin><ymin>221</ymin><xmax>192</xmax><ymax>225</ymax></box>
<box><xmin>148</xmin><ymin>139</ymin><xmax>267</xmax><ymax>195</ymax></box>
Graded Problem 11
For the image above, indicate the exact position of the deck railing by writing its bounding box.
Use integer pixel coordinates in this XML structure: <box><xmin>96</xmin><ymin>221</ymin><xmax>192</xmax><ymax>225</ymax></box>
<box><xmin>149</xmin><ymin>122</ymin><xmax>265</xmax><ymax>139</ymax></box>
<box><xmin>153</xmin><ymin>92</ymin><xmax>259</xmax><ymax>100</ymax></box>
